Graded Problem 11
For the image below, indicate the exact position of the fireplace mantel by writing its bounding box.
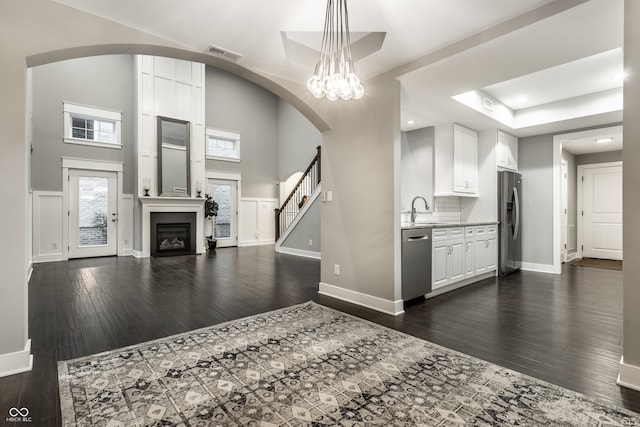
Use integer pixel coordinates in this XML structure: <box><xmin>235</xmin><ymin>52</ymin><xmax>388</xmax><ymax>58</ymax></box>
<box><xmin>139</xmin><ymin>197</ymin><xmax>205</xmax><ymax>258</ymax></box>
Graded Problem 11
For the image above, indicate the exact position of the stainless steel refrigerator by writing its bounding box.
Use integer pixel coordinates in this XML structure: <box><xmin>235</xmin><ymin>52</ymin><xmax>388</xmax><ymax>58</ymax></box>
<box><xmin>498</xmin><ymin>170</ymin><xmax>522</xmax><ymax>276</ymax></box>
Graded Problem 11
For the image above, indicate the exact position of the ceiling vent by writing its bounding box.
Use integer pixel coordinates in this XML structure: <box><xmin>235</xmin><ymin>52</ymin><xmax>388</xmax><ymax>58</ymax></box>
<box><xmin>483</xmin><ymin>97</ymin><xmax>494</xmax><ymax>112</ymax></box>
<box><xmin>205</xmin><ymin>44</ymin><xmax>242</xmax><ymax>61</ymax></box>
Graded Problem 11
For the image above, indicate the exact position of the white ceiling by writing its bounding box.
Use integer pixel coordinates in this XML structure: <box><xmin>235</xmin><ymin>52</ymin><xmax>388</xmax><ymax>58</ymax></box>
<box><xmin>559</xmin><ymin>125</ymin><xmax>622</xmax><ymax>155</ymax></box>
<box><xmin>482</xmin><ymin>48</ymin><xmax>623</xmax><ymax>110</ymax></box>
<box><xmin>53</xmin><ymin>0</ymin><xmax>624</xmax><ymax>147</ymax></box>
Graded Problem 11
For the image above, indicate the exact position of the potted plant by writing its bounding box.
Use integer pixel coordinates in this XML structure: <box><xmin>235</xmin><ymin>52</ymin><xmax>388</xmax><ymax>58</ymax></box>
<box><xmin>204</xmin><ymin>194</ymin><xmax>219</xmax><ymax>250</ymax></box>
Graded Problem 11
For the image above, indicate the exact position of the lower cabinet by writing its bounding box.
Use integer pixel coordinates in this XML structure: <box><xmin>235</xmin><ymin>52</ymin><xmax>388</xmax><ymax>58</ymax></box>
<box><xmin>464</xmin><ymin>227</ymin><xmax>475</xmax><ymax>278</ymax></box>
<box><xmin>432</xmin><ymin>224</ymin><xmax>497</xmax><ymax>292</ymax></box>
<box><xmin>474</xmin><ymin>225</ymin><xmax>497</xmax><ymax>275</ymax></box>
<box><xmin>432</xmin><ymin>227</ymin><xmax>464</xmax><ymax>290</ymax></box>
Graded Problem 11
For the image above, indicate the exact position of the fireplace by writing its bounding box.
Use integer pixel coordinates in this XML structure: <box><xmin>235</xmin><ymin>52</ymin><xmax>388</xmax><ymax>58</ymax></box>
<box><xmin>150</xmin><ymin>212</ymin><xmax>197</xmax><ymax>257</ymax></box>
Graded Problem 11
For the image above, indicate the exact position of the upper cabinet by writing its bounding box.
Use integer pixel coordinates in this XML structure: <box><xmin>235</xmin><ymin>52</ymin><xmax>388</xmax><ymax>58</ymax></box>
<box><xmin>496</xmin><ymin>130</ymin><xmax>518</xmax><ymax>171</ymax></box>
<box><xmin>434</xmin><ymin>123</ymin><xmax>478</xmax><ymax>197</ymax></box>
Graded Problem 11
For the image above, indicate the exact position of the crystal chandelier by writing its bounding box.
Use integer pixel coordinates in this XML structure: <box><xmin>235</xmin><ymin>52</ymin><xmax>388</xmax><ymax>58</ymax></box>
<box><xmin>307</xmin><ymin>0</ymin><xmax>364</xmax><ymax>101</ymax></box>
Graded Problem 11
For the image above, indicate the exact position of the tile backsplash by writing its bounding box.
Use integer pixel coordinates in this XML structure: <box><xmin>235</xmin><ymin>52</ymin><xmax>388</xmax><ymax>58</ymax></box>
<box><xmin>401</xmin><ymin>196</ymin><xmax>461</xmax><ymax>223</ymax></box>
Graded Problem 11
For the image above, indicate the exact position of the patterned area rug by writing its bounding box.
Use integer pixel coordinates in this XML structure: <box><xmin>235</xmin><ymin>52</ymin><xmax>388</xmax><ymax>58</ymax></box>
<box><xmin>571</xmin><ymin>257</ymin><xmax>623</xmax><ymax>270</ymax></box>
<box><xmin>58</xmin><ymin>302</ymin><xmax>640</xmax><ymax>426</ymax></box>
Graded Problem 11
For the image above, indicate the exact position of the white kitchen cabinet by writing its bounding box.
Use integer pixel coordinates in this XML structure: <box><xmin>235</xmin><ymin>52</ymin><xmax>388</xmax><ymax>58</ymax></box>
<box><xmin>430</xmin><ymin>224</ymin><xmax>498</xmax><ymax>294</ymax></box>
<box><xmin>464</xmin><ymin>227</ymin><xmax>475</xmax><ymax>278</ymax></box>
<box><xmin>432</xmin><ymin>239</ymin><xmax>450</xmax><ymax>289</ymax></box>
<box><xmin>485</xmin><ymin>225</ymin><xmax>498</xmax><ymax>271</ymax></box>
<box><xmin>432</xmin><ymin>227</ymin><xmax>465</xmax><ymax>289</ymax></box>
<box><xmin>434</xmin><ymin>123</ymin><xmax>478</xmax><ymax>197</ymax></box>
<box><xmin>496</xmin><ymin>130</ymin><xmax>518</xmax><ymax>171</ymax></box>
<box><xmin>474</xmin><ymin>225</ymin><xmax>498</xmax><ymax>274</ymax></box>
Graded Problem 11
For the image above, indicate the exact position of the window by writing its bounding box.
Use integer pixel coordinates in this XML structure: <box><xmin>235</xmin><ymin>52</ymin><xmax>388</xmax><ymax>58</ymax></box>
<box><xmin>206</xmin><ymin>128</ymin><xmax>240</xmax><ymax>161</ymax></box>
<box><xmin>63</xmin><ymin>102</ymin><xmax>122</xmax><ymax>149</ymax></box>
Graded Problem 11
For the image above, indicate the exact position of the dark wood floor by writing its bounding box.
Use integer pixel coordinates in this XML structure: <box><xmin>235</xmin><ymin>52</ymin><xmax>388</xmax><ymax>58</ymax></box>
<box><xmin>1</xmin><ymin>246</ymin><xmax>639</xmax><ymax>425</ymax></box>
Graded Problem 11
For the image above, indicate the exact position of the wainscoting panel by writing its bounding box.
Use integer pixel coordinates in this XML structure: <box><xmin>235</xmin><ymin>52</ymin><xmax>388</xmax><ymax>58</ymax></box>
<box><xmin>136</xmin><ymin>55</ymin><xmax>205</xmax><ymax>199</ymax></box>
<box><xmin>33</xmin><ymin>191</ymin><xmax>64</xmax><ymax>263</ymax></box>
<box><xmin>239</xmin><ymin>198</ymin><xmax>278</xmax><ymax>246</ymax></box>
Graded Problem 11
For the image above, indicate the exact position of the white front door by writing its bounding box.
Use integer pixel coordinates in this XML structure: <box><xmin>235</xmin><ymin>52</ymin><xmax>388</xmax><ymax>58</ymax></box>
<box><xmin>581</xmin><ymin>164</ymin><xmax>623</xmax><ymax>260</ymax></box>
<box><xmin>68</xmin><ymin>170</ymin><xmax>118</xmax><ymax>258</ymax></box>
<box><xmin>208</xmin><ymin>179</ymin><xmax>237</xmax><ymax>248</ymax></box>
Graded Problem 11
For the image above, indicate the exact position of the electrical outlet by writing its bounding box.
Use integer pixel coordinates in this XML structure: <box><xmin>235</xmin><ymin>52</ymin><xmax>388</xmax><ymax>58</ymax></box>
<box><xmin>334</xmin><ymin>264</ymin><xmax>340</xmax><ymax>276</ymax></box>
<box><xmin>327</xmin><ymin>191</ymin><xmax>333</xmax><ymax>202</ymax></box>
<box><xmin>124</xmin><ymin>239</ymin><xmax>129</xmax><ymax>245</ymax></box>
<box><xmin>309</xmin><ymin>239</ymin><xmax>313</xmax><ymax>246</ymax></box>
<box><xmin>51</xmin><ymin>243</ymin><xmax>57</xmax><ymax>250</ymax></box>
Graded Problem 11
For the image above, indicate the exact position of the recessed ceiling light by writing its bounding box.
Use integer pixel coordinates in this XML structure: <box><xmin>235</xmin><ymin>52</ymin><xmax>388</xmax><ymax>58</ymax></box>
<box><xmin>596</xmin><ymin>138</ymin><xmax>613</xmax><ymax>144</ymax></box>
<box><xmin>407</xmin><ymin>120</ymin><xmax>415</xmax><ymax>125</ymax></box>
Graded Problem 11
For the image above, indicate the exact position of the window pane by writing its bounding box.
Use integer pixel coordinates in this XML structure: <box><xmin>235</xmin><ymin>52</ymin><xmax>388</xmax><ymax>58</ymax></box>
<box><xmin>72</xmin><ymin>117</ymin><xmax>86</xmax><ymax>128</ymax></box>
<box><xmin>207</xmin><ymin>136</ymin><xmax>237</xmax><ymax>159</ymax></box>
<box><xmin>78</xmin><ymin>176</ymin><xmax>109</xmax><ymax>247</ymax></box>
<box><xmin>95</xmin><ymin>120</ymin><xmax>115</xmax><ymax>143</ymax></box>
<box><xmin>212</xmin><ymin>184</ymin><xmax>231</xmax><ymax>239</ymax></box>
<box><xmin>70</xmin><ymin>114</ymin><xmax>117</xmax><ymax>144</ymax></box>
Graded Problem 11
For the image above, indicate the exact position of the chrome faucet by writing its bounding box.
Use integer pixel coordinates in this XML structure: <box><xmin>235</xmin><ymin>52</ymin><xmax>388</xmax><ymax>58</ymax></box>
<box><xmin>411</xmin><ymin>196</ymin><xmax>429</xmax><ymax>224</ymax></box>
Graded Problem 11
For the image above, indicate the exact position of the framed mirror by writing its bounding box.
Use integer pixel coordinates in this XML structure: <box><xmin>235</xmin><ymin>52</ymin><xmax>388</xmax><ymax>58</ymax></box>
<box><xmin>157</xmin><ymin>116</ymin><xmax>190</xmax><ymax>197</ymax></box>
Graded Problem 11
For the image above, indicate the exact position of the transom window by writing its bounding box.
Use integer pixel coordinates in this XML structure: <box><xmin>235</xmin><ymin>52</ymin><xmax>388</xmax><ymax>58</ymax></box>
<box><xmin>64</xmin><ymin>102</ymin><xmax>122</xmax><ymax>149</ymax></box>
<box><xmin>206</xmin><ymin>128</ymin><xmax>240</xmax><ymax>162</ymax></box>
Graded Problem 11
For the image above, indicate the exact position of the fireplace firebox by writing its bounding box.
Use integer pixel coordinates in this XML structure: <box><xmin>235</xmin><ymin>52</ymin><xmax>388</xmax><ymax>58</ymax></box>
<box><xmin>150</xmin><ymin>212</ymin><xmax>197</xmax><ymax>257</ymax></box>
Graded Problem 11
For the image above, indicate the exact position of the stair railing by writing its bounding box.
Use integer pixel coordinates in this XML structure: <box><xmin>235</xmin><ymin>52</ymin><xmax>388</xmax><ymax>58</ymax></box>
<box><xmin>275</xmin><ymin>146</ymin><xmax>321</xmax><ymax>240</ymax></box>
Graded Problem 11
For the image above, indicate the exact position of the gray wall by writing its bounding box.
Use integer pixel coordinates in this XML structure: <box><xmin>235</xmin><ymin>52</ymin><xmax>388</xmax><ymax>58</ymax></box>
<box><xmin>623</xmin><ymin>0</ymin><xmax>640</xmax><ymax>369</ymax></box>
<box><xmin>401</xmin><ymin>127</ymin><xmax>434</xmax><ymax>212</ymax></box>
<box><xmin>205</xmin><ymin>67</ymin><xmax>278</xmax><ymax>199</ymax></box>
<box><xmin>281</xmin><ymin>195</ymin><xmax>321</xmax><ymax>252</ymax></box>
<box><xmin>32</xmin><ymin>55</ymin><xmax>136</xmax><ymax>193</ymax></box>
<box><xmin>0</xmin><ymin>0</ymin><xmax>184</xmax><ymax>372</ymax></box>
<box><xmin>277</xmin><ymin>99</ymin><xmax>322</xmax><ymax>183</ymax></box>
<box><xmin>576</xmin><ymin>149</ymin><xmax>622</xmax><ymax>165</ymax></box>
<box><xmin>519</xmin><ymin>134</ymin><xmax>554</xmax><ymax>266</ymax></box>
<box><xmin>319</xmin><ymin>77</ymin><xmax>399</xmax><ymax>303</ymax></box>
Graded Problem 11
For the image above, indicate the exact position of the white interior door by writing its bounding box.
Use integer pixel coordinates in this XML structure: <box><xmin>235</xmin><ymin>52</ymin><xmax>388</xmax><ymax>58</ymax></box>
<box><xmin>209</xmin><ymin>179</ymin><xmax>237</xmax><ymax>248</ymax></box>
<box><xmin>69</xmin><ymin>170</ymin><xmax>118</xmax><ymax>258</ymax></box>
<box><xmin>581</xmin><ymin>164</ymin><xmax>623</xmax><ymax>260</ymax></box>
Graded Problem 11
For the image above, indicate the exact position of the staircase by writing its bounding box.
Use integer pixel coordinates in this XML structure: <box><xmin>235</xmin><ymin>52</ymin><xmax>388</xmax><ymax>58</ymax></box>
<box><xmin>275</xmin><ymin>146</ymin><xmax>321</xmax><ymax>241</ymax></box>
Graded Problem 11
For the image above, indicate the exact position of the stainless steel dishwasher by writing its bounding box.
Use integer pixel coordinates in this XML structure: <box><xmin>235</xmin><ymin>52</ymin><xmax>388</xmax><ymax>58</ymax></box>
<box><xmin>401</xmin><ymin>227</ymin><xmax>432</xmax><ymax>301</ymax></box>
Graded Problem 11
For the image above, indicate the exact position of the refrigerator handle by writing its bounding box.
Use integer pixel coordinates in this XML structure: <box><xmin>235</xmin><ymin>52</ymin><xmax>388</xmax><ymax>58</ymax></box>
<box><xmin>513</xmin><ymin>186</ymin><xmax>520</xmax><ymax>240</ymax></box>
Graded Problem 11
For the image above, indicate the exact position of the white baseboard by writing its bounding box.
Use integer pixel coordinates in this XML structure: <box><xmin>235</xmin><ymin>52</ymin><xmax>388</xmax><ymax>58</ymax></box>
<box><xmin>617</xmin><ymin>356</ymin><xmax>640</xmax><ymax>392</ymax></box>
<box><xmin>521</xmin><ymin>262</ymin><xmax>555</xmax><ymax>274</ymax></box>
<box><xmin>27</xmin><ymin>264</ymin><xmax>33</xmax><ymax>283</ymax></box>
<box><xmin>0</xmin><ymin>339</ymin><xmax>33</xmax><ymax>378</ymax></box>
<box><xmin>318</xmin><ymin>282</ymin><xmax>404</xmax><ymax>316</ymax></box>
<box><xmin>32</xmin><ymin>254</ymin><xmax>65</xmax><ymax>263</ymax></box>
<box><xmin>565</xmin><ymin>252</ymin><xmax>578</xmax><ymax>262</ymax></box>
<box><xmin>133</xmin><ymin>250</ymin><xmax>144</xmax><ymax>258</ymax></box>
<box><xmin>276</xmin><ymin>247</ymin><xmax>321</xmax><ymax>260</ymax></box>
<box><xmin>120</xmin><ymin>249</ymin><xmax>133</xmax><ymax>257</ymax></box>
<box><xmin>239</xmin><ymin>240</ymin><xmax>275</xmax><ymax>247</ymax></box>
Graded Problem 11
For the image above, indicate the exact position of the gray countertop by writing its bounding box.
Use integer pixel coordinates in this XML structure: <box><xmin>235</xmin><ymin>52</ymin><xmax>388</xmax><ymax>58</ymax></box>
<box><xmin>401</xmin><ymin>221</ymin><xmax>498</xmax><ymax>230</ymax></box>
